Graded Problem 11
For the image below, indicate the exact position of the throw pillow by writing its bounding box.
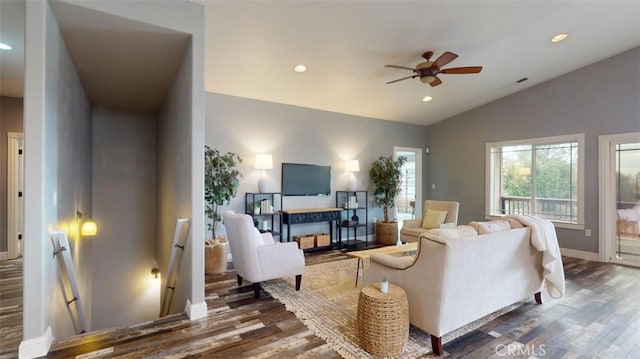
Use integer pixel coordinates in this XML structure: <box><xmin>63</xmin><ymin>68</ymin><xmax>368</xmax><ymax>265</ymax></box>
<box><xmin>477</xmin><ymin>220</ymin><xmax>511</xmax><ymax>234</ymax></box>
<box><xmin>421</xmin><ymin>209</ymin><xmax>448</xmax><ymax>229</ymax></box>
<box><xmin>428</xmin><ymin>225</ymin><xmax>478</xmax><ymax>240</ymax></box>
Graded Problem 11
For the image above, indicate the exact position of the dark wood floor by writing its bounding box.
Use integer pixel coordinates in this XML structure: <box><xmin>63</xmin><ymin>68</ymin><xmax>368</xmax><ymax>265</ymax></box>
<box><xmin>1</xmin><ymin>253</ymin><xmax>639</xmax><ymax>358</ymax></box>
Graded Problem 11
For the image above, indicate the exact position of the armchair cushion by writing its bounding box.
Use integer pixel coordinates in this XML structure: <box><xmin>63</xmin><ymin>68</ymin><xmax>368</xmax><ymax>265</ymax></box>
<box><xmin>422</xmin><ymin>209</ymin><xmax>448</xmax><ymax>229</ymax></box>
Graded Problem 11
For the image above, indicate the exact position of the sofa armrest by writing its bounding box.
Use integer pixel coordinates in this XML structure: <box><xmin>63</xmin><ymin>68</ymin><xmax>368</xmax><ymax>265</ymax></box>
<box><xmin>370</xmin><ymin>253</ymin><xmax>416</xmax><ymax>270</ymax></box>
<box><xmin>403</xmin><ymin>218</ymin><xmax>422</xmax><ymax>229</ymax></box>
<box><xmin>257</xmin><ymin>242</ymin><xmax>305</xmax><ymax>278</ymax></box>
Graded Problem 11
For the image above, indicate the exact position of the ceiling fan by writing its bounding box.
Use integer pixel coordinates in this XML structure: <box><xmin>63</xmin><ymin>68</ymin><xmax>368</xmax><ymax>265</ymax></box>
<box><xmin>385</xmin><ymin>51</ymin><xmax>482</xmax><ymax>87</ymax></box>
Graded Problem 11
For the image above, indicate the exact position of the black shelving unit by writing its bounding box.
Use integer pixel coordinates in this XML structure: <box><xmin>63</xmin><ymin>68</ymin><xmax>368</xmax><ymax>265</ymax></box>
<box><xmin>245</xmin><ymin>192</ymin><xmax>283</xmax><ymax>241</ymax></box>
<box><xmin>335</xmin><ymin>190</ymin><xmax>368</xmax><ymax>249</ymax></box>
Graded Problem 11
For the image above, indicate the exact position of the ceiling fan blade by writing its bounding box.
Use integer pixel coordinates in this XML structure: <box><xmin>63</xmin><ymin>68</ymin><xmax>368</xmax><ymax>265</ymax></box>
<box><xmin>433</xmin><ymin>51</ymin><xmax>458</xmax><ymax>69</ymax></box>
<box><xmin>429</xmin><ymin>76</ymin><xmax>443</xmax><ymax>87</ymax></box>
<box><xmin>440</xmin><ymin>66</ymin><xmax>483</xmax><ymax>74</ymax></box>
<box><xmin>386</xmin><ymin>75</ymin><xmax>416</xmax><ymax>84</ymax></box>
<box><xmin>385</xmin><ymin>65</ymin><xmax>416</xmax><ymax>71</ymax></box>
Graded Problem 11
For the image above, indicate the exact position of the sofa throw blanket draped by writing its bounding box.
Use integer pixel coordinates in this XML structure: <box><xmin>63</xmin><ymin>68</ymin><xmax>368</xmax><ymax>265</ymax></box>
<box><xmin>506</xmin><ymin>214</ymin><xmax>565</xmax><ymax>298</ymax></box>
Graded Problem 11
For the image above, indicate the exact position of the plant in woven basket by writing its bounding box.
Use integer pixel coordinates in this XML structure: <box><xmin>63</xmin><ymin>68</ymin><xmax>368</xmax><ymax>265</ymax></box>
<box><xmin>205</xmin><ymin>145</ymin><xmax>242</xmax><ymax>239</ymax></box>
<box><xmin>369</xmin><ymin>155</ymin><xmax>407</xmax><ymax>222</ymax></box>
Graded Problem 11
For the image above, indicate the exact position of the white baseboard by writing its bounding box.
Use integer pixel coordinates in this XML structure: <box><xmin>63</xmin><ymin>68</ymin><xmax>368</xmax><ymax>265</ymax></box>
<box><xmin>185</xmin><ymin>299</ymin><xmax>207</xmax><ymax>320</ymax></box>
<box><xmin>560</xmin><ymin>248</ymin><xmax>599</xmax><ymax>261</ymax></box>
<box><xmin>0</xmin><ymin>252</ymin><xmax>7</xmax><ymax>260</ymax></box>
<box><xmin>19</xmin><ymin>326</ymin><xmax>53</xmax><ymax>359</ymax></box>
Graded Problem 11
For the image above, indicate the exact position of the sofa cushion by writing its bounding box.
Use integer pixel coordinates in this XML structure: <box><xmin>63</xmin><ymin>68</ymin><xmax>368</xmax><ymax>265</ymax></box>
<box><xmin>469</xmin><ymin>220</ymin><xmax>511</xmax><ymax>234</ymax></box>
<box><xmin>428</xmin><ymin>225</ymin><xmax>478</xmax><ymax>240</ymax></box>
<box><xmin>422</xmin><ymin>209</ymin><xmax>448</xmax><ymax>229</ymax></box>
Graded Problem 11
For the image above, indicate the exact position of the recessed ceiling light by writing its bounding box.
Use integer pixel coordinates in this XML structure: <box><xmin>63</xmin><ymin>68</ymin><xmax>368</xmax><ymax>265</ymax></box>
<box><xmin>551</xmin><ymin>33</ymin><xmax>568</xmax><ymax>43</ymax></box>
<box><xmin>422</xmin><ymin>96</ymin><xmax>433</xmax><ymax>102</ymax></box>
<box><xmin>0</xmin><ymin>42</ymin><xmax>12</xmax><ymax>50</ymax></box>
<box><xmin>294</xmin><ymin>65</ymin><xmax>307</xmax><ymax>73</ymax></box>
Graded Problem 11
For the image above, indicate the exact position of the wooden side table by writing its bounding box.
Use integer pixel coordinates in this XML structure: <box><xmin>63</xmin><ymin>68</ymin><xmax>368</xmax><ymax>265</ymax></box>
<box><xmin>357</xmin><ymin>283</ymin><xmax>409</xmax><ymax>356</ymax></box>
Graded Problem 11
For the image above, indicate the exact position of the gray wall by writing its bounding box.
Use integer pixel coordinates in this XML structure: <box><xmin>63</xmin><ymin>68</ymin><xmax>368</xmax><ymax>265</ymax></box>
<box><xmin>426</xmin><ymin>47</ymin><xmax>640</xmax><ymax>253</ymax></box>
<box><xmin>0</xmin><ymin>96</ymin><xmax>23</xmax><ymax>252</ymax></box>
<box><xmin>91</xmin><ymin>108</ymin><xmax>158</xmax><ymax>329</ymax></box>
<box><xmin>23</xmin><ymin>0</ymin><xmax>93</xmax><ymax>340</ymax></box>
<box><xmin>157</xmin><ymin>44</ymin><xmax>197</xmax><ymax>315</ymax></box>
<box><xmin>205</xmin><ymin>93</ymin><xmax>429</xmax><ymax>239</ymax></box>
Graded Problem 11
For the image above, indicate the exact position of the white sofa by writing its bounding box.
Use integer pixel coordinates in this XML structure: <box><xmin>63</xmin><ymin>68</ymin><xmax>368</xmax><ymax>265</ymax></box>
<box><xmin>363</xmin><ymin>223</ymin><xmax>545</xmax><ymax>356</ymax></box>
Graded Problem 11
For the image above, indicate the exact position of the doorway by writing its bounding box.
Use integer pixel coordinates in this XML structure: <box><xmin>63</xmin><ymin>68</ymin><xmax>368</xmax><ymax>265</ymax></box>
<box><xmin>7</xmin><ymin>132</ymin><xmax>24</xmax><ymax>259</ymax></box>
<box><xmin>394</xmin><ymin>147</ymin><xmax>422</xmax><ymax>229</ymax></box>
<box><xmin>599</xmin><ymin>132</ymin><xmax>640</xmax><ymax>267</ymax></box>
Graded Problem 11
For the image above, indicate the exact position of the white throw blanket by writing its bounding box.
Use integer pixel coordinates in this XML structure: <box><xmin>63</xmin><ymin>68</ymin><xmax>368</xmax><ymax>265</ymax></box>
<box><xmin>506</xmin><ymin>214</ymin><xmax>565</xmax><ymax>298</ymax></box>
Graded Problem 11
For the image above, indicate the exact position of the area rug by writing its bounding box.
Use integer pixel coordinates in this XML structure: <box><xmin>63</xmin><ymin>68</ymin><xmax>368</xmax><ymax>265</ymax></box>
<box><xmin>261</xmin><ymin>257</ymin><xmax>523</xmax><ymax>359</ymax></box>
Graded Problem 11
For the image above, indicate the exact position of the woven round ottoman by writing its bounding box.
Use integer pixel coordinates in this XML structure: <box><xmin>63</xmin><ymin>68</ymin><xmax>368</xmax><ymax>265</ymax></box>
<box><xmin>357</xmin><ymin>283</ymin><xmax>409</xmax><ymax>356</ymax></box>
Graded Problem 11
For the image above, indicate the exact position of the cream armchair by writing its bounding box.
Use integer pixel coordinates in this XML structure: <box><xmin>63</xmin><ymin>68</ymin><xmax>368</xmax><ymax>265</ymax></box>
<box><xmin>400</xmin><ymin>200</ymin><xmax>459</xmax><ymax>243</ymax></box>
<box><xmin>223</xmin><ymin>210</ymin><xmax>305</xmax><ymax>298</ymax></box>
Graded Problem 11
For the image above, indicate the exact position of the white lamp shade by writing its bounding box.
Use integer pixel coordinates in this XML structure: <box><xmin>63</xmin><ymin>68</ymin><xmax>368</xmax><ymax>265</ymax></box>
<box><xmin>345</xmin><ymin>159</ymin><xmax>360</xmax><ymax>173</ymax></box>
<box><xmin>255</xmin><ymin>154</ymin><xmax>273</xmax><ymax>170</ymax></box>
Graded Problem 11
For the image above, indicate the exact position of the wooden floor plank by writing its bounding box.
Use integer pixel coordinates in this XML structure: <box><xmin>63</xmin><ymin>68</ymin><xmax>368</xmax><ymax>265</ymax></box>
<box><xmin>2</xmin><ymin>253</ymin><xmax>640</xmax><ymax>358</ymax></box>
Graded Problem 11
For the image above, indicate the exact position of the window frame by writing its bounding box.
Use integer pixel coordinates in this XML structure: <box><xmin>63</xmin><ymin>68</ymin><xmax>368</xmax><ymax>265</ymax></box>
<box><xmin>485</xmin><ymin>133</ymin><xmax>585</xmax><ymax>230</ymax></box>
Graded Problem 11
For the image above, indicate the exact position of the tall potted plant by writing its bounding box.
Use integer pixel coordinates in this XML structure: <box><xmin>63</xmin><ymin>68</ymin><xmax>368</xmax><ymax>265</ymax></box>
<box><xmin>204</xmin><ymin>145</ymin><xmax>243</xmax><ymax>239</ymax></box>
<box><xmin>369</xmin><ymin>155</ymin><xmax>407</xmax><ymax>245</ymax></box>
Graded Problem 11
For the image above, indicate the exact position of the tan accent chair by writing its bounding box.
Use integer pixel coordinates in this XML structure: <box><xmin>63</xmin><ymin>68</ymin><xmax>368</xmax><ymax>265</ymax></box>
<box><xmin>223</xmin><ymin>210</ymin><xmax>305</xmax><ymax>298</ymax></box>
<box><xmin>400</xmin><ymin>200</ymin><xmax>459</xmax><ymax>243</ymax></box>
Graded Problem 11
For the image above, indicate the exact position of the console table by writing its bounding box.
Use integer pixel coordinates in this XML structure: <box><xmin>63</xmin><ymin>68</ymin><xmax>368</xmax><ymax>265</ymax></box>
<box><xmin>282</xmin><ymin>208</ymin><xmax>342</xmax><ymax>245</ymax></box>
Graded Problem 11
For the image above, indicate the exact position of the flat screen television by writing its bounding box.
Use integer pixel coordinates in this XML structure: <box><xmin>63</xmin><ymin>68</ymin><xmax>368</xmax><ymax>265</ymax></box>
<box><xmin>282</xmin><ymin>163</ymin><xmax>331</xmax><ymax>196</ymax></box>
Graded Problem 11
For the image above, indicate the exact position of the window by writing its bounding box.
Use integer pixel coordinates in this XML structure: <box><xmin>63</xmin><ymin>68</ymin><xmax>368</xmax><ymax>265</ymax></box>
<box><xmin>486</xmin><ymin>134</ymin><xmax>584</xmax><ymax>228</ymax></box>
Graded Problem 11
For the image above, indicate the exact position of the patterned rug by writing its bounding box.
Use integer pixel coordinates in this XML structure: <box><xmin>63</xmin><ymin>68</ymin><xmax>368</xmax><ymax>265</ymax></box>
<box><xmin>262</xmin><ymin>257</ymin><xmax>523</xmax><ymax>359</ymax></box>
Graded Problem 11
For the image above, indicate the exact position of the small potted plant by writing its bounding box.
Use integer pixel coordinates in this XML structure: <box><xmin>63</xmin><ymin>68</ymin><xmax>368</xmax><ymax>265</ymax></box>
<box><xmin>204</xmin><ymin>146</ymin><xmax>242</xmax><ymax>274</ymax></box>
<box><xmin>369</xmin><ymin>155</ymin><xmax>407</xmax><ymax>245</ymax></box>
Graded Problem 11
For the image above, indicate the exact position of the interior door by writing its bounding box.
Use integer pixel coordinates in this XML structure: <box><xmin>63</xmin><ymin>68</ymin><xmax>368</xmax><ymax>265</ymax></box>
<box><xmin>394</xmin><ymin>147</ymin><xmax>423</xmax><ymax>229</ymax></box>
<box><xmin>7</xmin><ymin>132</ymin><xmax>24</xmax><ymax>259</ymax></box>
<box><xmin>599</xmin><ymin>132</ymin><xmax>640</xmax><ymax>267</ymax></box>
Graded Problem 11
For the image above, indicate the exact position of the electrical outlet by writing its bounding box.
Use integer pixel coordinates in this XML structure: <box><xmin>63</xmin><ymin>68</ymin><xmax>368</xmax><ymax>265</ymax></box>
<box><xmin>53</xmin><ymin>191</ymin><xmax>57</xmax><ymax>206</ymax></box>
<box><xmin>585</xmin><ymin>229</ymin><xmax>591</xmax><ymax>237</ymax></box>
<box><xmin>432</xmin><ymin>184</ymin><xmax>436</xmax><ymax>190</ymax></box>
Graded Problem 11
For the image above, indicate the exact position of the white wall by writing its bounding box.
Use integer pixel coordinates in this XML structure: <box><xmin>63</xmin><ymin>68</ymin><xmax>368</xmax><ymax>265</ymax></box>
<box><xmin>205</xmin><ymin>93</ymin><xmax>429</xmax><ymax>239</ymax></box>
<box><xmin>91</xmin><ymin>108</ymin><xmax>159</xmax><ymax>329</ymax></box>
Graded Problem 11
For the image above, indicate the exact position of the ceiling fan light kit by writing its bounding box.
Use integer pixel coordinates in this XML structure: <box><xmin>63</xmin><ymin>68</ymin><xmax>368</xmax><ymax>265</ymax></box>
<box><xmin>385</xmin><ymin>51</ymin><xmax>482</xmax><ymax>87</ymax></box>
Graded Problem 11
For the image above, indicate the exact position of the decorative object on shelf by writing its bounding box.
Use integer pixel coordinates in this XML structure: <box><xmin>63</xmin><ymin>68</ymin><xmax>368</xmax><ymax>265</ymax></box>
<box><xmin>380</xmin><ymin>277</ymin><xmax>389</xmax><ymax>293</ymax></box>
<box><xmin>255</xmin><ymin>154</ymin><xmax>273</xmax><ymax>193</ymax></box>
<box><xmin>246</xmin><ymin>192</ymin><xmax>283</xmax><ymax>240</ymax></box>
<box><xmin>369</xmin><ymin>155</ymin><xmax>407</xmax><ymax>245</ymax></box>
<box><xmin>336</xmin><ymin>190</ymin><xmax>369</xmax><ymax>249</ymax></box>
<box><xmin>345</xmin><ymin>159</ymin><xmax>360</xmax><ymax>191</ymax></box>
<box><xmin>347</xmin><ymin>195</ymin><xmax>358</xmax><ymax>209</ymax></box>
<box><xmin>205</xmin><ymin>145</ymin><xmax>242</xmax><ymax>239</ymax></box>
